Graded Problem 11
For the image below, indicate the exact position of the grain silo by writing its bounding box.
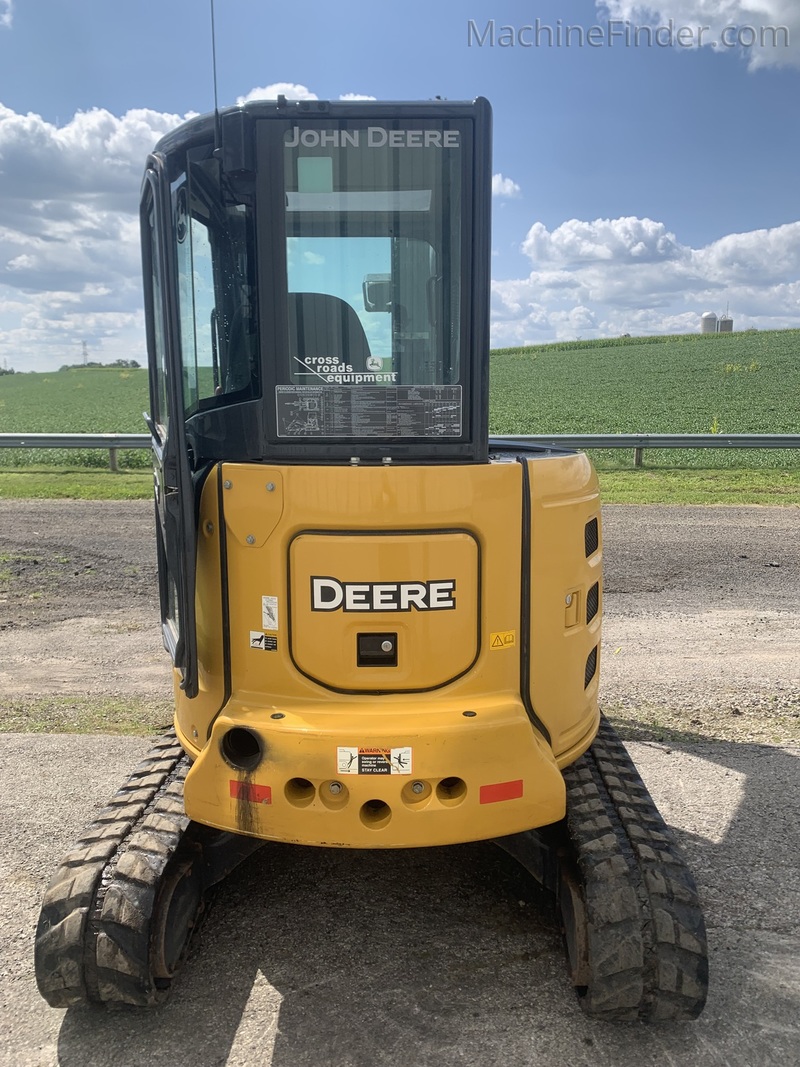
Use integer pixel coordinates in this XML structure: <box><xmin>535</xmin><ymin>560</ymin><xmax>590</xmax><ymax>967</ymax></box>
<box><xmin>701</xmin><ymin>311</ymin><xmax>718</xmax><ymax>334</ymax></box>
<box><xmin>719</xmin><ymin>314</ymin><xmax>733</xmax><ymax>333</ymax></box>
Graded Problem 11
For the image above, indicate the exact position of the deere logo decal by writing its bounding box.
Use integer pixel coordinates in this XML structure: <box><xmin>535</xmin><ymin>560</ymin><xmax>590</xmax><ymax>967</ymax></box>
<box><xmin>311</xmin><ymin>577</ymin><xmax>456</xmax><ymax>612</ymax></box>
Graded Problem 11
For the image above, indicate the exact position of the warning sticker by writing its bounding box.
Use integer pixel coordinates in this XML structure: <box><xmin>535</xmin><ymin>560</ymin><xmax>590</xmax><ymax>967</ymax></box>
<box><xmin>490</xmin><ymin>630</ymin><xmax>516</xmax><ymax>650</ymax></box>
<box><xmin>337</xmin><ymin>746</ymin><xmax>412</xmax><ymax>775</ymax></box>
<box><xmin>250</xmin><ymin>631</ymin><xmax>278</xmax><ymax>651</ymax></box>
<box><xmin>262</xmin><ymin>595</ymin><xmax>279</xmax><ymax>631</ymax></box>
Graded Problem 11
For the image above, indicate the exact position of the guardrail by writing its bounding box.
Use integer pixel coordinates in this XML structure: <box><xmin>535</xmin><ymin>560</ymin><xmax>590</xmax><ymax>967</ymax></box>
<box><xmin>1</xmin><ymin>432</ymin><xmax>799</xmax><ymax>469</ymax></box>
<box><xmin>0</xmin><ymin>433</ymin><xmax>149</xmax><ymax>472</ymax></box>
<box><xmin>492</xmin><ymin>434</ymin><xmax>800</xmax><ymax>467</ymax></box>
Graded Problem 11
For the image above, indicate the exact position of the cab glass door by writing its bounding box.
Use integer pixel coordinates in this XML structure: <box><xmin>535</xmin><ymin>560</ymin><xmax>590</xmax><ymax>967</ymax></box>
<box><xmin>141</xmin><ymin>166</ymin><xmax>199</xmax><ymax>697</ymax></box>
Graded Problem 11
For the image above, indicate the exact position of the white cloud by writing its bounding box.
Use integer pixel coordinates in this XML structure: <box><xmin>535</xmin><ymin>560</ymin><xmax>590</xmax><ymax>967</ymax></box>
<box><xmin>0</xmin><ymin>104</ymin><xmax>185</xmax><ymax>218</ymax></box>
<box><xmin>694</xmin><ymin>221</ymin><xmax>800</xmax><ymax>281</ymax></box>
<box><xmin>492</xmin><ymin>173</ymin><xmax>521</xmax><ymax>198</ymax></box>
<box><xmin>0</xmin><ymin>2</ymin><xmax>11</xmax><ymax>29</ymax></box>
<box><xmin>237</xmin><ymin>83</ymin><xmax>318</xmax><ymax>104</ymax></box>
<box><xmin>522</xmin><ymin>216</ymin><xmax>682</xmax><ymax>263</ymax></box>
<box><xmin>597</xmin><ymin>1</ymin><xmax>799</xmax><ymax>69</ymax></box>
<box><xmin>238</xmin><ymin>86</ymin><xmax>377</xmax><ymax>104</ymax></box>
<box><xmin>0</xmin><ymin>102</ymin><xmax>188</xmax><ymax>371</ymax></box>
<box><xmin>492</xmin><ymin>214</ymin><xmax>800</xmax><ymax>344</ymax></box>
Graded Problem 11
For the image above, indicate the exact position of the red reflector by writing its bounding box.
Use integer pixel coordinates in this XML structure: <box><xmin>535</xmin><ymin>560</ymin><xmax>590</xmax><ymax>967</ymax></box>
<box><xmin>230</xmin><ymin>780</ymin><xmax>272</xmax><ymax>804</ymax></box>
<box><xmin>479</xmin><ymin>779</ymin><xmax>524</xmax><ymax>804</ymax></box>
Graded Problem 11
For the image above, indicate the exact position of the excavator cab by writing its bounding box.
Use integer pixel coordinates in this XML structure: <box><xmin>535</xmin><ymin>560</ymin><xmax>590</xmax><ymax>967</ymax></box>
<box><xmin>35</xmin><ymin>98</ymin><xmax>708</xmax><ymax>1020</ymax></box>
<box><xmin>141</xmin><ymin>98</ymin><xmax>492</xmax><ymax>707</ymax></box>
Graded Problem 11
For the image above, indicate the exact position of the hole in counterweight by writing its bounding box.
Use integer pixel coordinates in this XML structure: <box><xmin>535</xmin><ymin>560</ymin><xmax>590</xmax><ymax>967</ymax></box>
<box><xmin>220</xmin><ymin>727</ymin><xmax>263</xmax><ymax>772</ymax></box>
<box><xmin>285</xmin><ymin>777</ymin><xmax>316</xmax><ymax>805</ymax></box>
<box><xmin>360</xmin><ymin>799</ymin><xmax>391</xmax><ymax>828</ymax></box>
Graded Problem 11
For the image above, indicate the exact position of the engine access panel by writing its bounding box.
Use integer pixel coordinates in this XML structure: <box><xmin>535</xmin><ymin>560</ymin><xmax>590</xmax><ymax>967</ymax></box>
<box><xmin>289</xmin><ymin>530</ymin><xmax>480</xmax><ymax>691</ymax></box>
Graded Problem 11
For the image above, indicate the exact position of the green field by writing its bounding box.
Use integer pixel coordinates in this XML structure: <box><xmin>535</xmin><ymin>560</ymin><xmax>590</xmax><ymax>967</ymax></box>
<box><xmin>1</xmin><ymin>330</ymin><xmax>798</xmax><ymax>493</ymax></box>
<box><xmin>490</xmin><ymin>328</ymin><xmax>800</xmax><ymax>469</ymax></box>
<box><xmin>0</xmin><ymin>366</ymin><xmax>151</xmax><ymax>470</ymax></box>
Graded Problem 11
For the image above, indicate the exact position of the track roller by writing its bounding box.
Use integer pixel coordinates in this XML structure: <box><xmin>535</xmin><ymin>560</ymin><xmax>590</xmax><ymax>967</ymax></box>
<box><xmin>34</xmin><ymin>732</ymin><xmax>261</xmax><ymax>1009</ymax></box>
<box><xmin>497</xmin><ymin>715</ymin><xmax>709</xmax><ymax>1021</ymax></box>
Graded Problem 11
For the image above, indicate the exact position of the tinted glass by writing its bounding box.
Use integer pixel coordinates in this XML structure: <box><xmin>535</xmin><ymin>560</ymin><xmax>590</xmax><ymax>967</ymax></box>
<box><xmin>145</xmin><ymin>195</ymin><xmax>169</xmax><ymax>436</ymax></box>
<box><xmin>175</xmin><ymin>156</ymin><xmax>260</xmax><ymax>416</ymax></box>
<box><xmin>277</xmin><ymin>119</ymin><xmax>465</xmax><ymax>440</ymax></box>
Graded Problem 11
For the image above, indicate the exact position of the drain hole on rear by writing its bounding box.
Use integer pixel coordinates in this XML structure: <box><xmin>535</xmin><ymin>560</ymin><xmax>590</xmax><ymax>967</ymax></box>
<box><xmin>436</xmin><ymin>777</ymin><xmax>466</xmax><ymax>804</ymax></box>
<box><xmin>360</xmin><ymin>799</ymin><xmax>391</xmax><ymax>828</ymax></box>
<box><xmin>285</xmin><ymin>778</ymin><xmax>316</xmax><ymax>805</ymax></box>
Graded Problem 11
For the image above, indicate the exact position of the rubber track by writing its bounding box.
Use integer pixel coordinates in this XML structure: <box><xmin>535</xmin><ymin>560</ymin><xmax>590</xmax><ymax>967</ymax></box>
<box><xmin>562</xmin><ymin>716</ymin><xmax>709</xmax><ymax>1021</ymax></box>
<box><xmin>35</xmin><ymin>732</ymin><xmax>192</xmax><ymax>1008</ymax></box>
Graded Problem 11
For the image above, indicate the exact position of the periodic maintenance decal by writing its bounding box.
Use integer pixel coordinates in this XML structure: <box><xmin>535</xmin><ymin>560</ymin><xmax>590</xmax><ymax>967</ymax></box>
<box><xmin>337</xmin><ymin>746</ymin><xmax>412</xmax><ymax>775</ymax></box>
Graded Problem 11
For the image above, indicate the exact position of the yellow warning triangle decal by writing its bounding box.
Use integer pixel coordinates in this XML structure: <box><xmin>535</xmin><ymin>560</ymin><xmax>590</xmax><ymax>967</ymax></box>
<box><xmin>491</xmin><ymin>634</ymin><xmax>504</xmax><ymax>648</ymax></box>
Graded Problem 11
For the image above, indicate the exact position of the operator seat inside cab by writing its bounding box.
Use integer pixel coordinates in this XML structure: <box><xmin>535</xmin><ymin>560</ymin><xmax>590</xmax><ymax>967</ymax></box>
<box><xmin>289</xmin><ymin>291</ymin><xmax>371</xmax><ymax>367</ymax></box>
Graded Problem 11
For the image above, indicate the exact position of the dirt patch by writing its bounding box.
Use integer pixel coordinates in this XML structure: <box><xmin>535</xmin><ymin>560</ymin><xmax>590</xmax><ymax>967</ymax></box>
<box><xmin>0</xmin><ymin>499</ymin><xmax>169</xmax><ymax>708</ymax></box>
<box><xmin>0</xmin><ymin>499</ymin><xmax>155</xmax><ymax>630</ymax></box>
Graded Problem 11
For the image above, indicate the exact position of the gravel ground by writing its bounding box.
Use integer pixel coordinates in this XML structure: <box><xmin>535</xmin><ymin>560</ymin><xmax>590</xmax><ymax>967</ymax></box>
<box><xmin>0</xmin><ymin>500</ymin><xmax>169</xmax><ymax>709</ymax></box>
<box><xmin>600</xmin><ymin>504</ymin><xmax>800</xmax><ymax>742</ymax></box>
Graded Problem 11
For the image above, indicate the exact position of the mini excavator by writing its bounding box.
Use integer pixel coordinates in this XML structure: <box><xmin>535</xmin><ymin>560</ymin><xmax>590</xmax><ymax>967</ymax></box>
<box><xmin>35</xmin><ymin>98</ymin><xmax>708</xmax><ymax>1020</ymax></box>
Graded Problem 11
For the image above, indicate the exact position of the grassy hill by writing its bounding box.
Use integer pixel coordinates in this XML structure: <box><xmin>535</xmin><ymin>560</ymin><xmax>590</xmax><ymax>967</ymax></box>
<box><xmin>2</xmin><ymin>329</ymin><xmax>798</xmax><ymax>472</ymax></box>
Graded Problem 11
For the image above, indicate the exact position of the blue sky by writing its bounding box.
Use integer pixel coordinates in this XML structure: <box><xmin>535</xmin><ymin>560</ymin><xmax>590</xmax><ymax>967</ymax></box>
<box><xmin>0</xmin><ymin>0</ymin><xmax>798</xmax><ymax>370</ymax></box>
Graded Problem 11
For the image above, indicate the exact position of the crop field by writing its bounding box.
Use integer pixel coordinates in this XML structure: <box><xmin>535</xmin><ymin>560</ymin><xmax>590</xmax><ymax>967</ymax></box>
<box><xmin>0</xmin><ymin>367</ymin><xmax>151</xmax><ymax>469</ymax></box>
<box><xmin>489</xmin><ymin>328</ymin><xmax>800</xmax><ymax>469</ymax></box>
<box><xmin>1</xmin><ymin>328</ymin><xmax>799</xmax><ymax>471</ymax></box>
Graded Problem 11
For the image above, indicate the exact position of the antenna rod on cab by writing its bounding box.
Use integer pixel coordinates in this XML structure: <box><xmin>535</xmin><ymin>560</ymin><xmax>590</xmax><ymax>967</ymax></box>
<box><xmin>210</xmin><ymin>0</ymin><xmax>222</xmax><ymax>155</ymax></box>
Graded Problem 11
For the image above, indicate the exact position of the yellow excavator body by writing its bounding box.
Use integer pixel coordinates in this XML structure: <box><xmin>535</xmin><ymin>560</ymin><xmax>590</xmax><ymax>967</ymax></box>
<box><xmin>177</xmin><ymin>455</ymin><xmax>601</xmax><ymax>847</ymax></box>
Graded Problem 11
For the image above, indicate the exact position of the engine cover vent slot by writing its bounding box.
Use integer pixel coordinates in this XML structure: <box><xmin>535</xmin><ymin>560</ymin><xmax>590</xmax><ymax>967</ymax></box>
<box><xmin>585</xmin><ymin>646</ymin><xmax>598</xmax><ymax>688</ymax></box>
<box><xmin>586</xmin><ymin>582</ymin><xmax>600</xmax><ymax>624</ymax></box>
<box><xmin>584</xmin><ymin>518</ymin><xmax>599</xmax><ymax>558</ymax></box>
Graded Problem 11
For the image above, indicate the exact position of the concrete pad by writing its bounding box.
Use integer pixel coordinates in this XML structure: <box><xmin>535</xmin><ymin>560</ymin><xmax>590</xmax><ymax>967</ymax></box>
<box><xmin>1</xmin><ymin>733</ymin><xmax>798</xmax><ymax>1067</ymax></box>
